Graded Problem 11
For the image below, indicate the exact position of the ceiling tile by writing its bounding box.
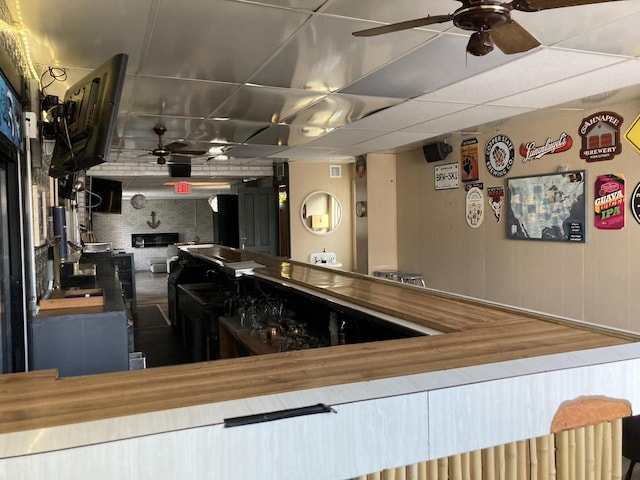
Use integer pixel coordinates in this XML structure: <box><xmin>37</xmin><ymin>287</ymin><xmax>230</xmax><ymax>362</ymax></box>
<box><xmin>12</xmin><ymin>0</ymin><xmax>154</xmax><ymax>72</ymax></box>
<box><xmin>284</xmin><ymin>93</ymin><xmax>403</xmax><ymax>127</ymax></box>
<box><xmin>211</xmin><ymin>85</ymin><xmax>327</xmax><ymax>124</ymax></box>
<box><xmin>251</xmin><ymin>13</ymin><xmax>432</xmax><ymax>92</ymax></box>
<box><xmin>511</xmin><ymin>2</ymin><xmax>640</xmax><ymax>47</ymax></box>
<box><xmin>341</xmin><ymin>35</ymin><xmax>525</xmax><ymax>98</ymax></box>
<box><xmin>343</xmin><ymin>99</ymin><xmax>473</xmax><ymax>131</ymax></box>
<box><xmin>420</xmin><ymin>48</ymin><xmax>625</xmax><ymax>105</ymax></box>
<box><xmin>129</xmin><ymin>76</ymin><xmax>239</xmax><ymax>117</ymax></box>
<box><xmin>142</xmin><ymin>0</ymin><xmax>311</xmax><ymax>82</ymax></box>
<box><xmin>555</xmin><ymin>12</ymin><xmax>640</xmax><ymax>56</ymax></box>
<box><xmin>490</xmin><ymin>59</ymin><xmax>640</xmax><ymax>109</ymax></box>
<box><xmin>302</xmin><ymin>127</ymin><xmax>386</xmax><ymax>148</ymax></box>
<box><xmin>324</xmin><ymin>0</ymin><xmax>457</xmax><ymax>27</ymax></box>
<box><xmin>406</xmin><ymin>105</ymin><xmax>535</xmax><ymax>133</ymax></box>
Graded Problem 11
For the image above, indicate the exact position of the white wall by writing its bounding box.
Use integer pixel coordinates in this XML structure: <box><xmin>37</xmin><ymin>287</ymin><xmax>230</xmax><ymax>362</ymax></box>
<box><xmin>91</xmin><ymin>198</ymin><xmax>213</xmax><ymax>270</ymax></box>
<box><xmin>396</xmin><ymin>96</ymin><xmax>640</xmax><ymax>332</ymax></box>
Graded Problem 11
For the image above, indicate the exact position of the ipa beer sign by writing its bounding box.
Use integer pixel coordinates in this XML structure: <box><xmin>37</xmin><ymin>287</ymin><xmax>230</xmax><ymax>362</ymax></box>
<box><xmin>594</xmin><ymin>174</ymin><xmax>624</xmax><ymax>230</ymax></box>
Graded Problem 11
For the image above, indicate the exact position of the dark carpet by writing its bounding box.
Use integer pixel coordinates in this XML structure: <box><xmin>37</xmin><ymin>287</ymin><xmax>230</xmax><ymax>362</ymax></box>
<box><xmin>133</xmin><ymin>304</ymin><xmax>190</xmax><ymax>368</ymax></box>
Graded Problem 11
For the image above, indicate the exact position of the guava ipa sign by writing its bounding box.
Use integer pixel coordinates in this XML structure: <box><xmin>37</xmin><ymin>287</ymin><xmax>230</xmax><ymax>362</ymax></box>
<box><xmin>594</xmin><ymin>174</ymin><xmax>624</xmax><ymax>230</ymax></box>
<box><xmin>579</xmin><ymin>111</ymin><xmax>623</xmax><ymax>162</ymax></box>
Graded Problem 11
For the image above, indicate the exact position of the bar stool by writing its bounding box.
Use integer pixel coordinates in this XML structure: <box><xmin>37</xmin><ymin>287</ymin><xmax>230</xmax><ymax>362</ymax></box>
<box><xmin>398</xmin><ymin>273</ymin><xmax>426</xmax><ymax>287</ymax></box>
<box><xmin>373</xmin><ymin>270</ymin><xmax>402</xmax><ymax>281</ymax></box>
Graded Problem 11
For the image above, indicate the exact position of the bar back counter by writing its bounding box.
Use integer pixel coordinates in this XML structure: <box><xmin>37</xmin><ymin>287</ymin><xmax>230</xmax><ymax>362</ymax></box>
<box><xmin>5</xmin><ymin>244</ymin><xmax>640</xmax><ymax>479</ymax></box>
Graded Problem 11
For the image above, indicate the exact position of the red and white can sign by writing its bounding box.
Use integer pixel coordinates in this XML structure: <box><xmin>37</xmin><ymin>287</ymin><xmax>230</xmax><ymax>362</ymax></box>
<box><xmin>594</xmin><ymin>174</ymin><xmax>624</xmax><ymax>229</ymax></box>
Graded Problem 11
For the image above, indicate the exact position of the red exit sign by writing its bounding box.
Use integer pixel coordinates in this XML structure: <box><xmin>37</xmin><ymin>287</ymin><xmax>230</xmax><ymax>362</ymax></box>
<box><xmin>175</xmin><ymin>182</ymin><xmax>191</xmax><ymax>194</ymax></box>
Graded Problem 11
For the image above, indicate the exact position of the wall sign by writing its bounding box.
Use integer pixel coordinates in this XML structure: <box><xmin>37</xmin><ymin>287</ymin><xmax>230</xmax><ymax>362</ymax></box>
<box><xmin>624</xmin><ymin>113</ymin><xmax>640</xmax><ymax>155</ymax></box>
<box><xmin>631</xmin><ymin>181</ymin><xmax>640</xmax><ymax>225</ymax></box>
<box><xmin>460</xmin><ymin>138</ymin><xmax>479</xmax><ymax>182</ymax></box>
<box><xmin>519</xmin><ymin>132</ymin><xmax>573</xmax><ymax>163</ymax></box>
<box><xmin>487</xmin><ymin>186</ymin><xmax>504</xmax><ymax>222</ymax></box>
<box><xmin>434</xmin><ymin>162</ymin><xmax>459</xmax><ymax>190</ymax></box>
<box><xmin>579</xmin><ymin>111</ymin><xmax>623</xmax><ymax>162</ymax></box>
<box><xmin>466</xmin><ymin>187</ymin><xmax>484</xmax><ymax>228</ymax></box>
<box><xmin>485</xmin><ymin>134</ymin><xmax>514</xmax><ymax>177</ymax></box>
<box><xmin>507</xmin><ymin>170</ymin><xmax>586</xmax><ymax>242</ymax></box>
<box><xmin>594</xmin><ymin>174</ymin><xmax>624</xmax><ymax>230</ymax></box>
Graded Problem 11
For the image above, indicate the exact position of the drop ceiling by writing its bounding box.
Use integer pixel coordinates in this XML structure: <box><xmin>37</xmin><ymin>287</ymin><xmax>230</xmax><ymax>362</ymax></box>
<box><xmin>7</xmin><ymin>0</ymin><xmax>640</xmax><ymax>198</ymax></box>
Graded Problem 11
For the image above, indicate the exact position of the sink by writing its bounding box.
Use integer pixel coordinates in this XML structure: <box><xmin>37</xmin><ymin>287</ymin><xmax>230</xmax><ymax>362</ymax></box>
<box><xmin>309</xmin><ymin>252</ymin><xmax>342</xmax><ymax>268</ymax></box>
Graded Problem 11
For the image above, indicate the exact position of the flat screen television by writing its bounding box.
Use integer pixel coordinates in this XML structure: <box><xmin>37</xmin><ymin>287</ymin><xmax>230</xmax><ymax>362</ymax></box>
<box><xmin>48</xmin><ymin>53</ymin><xmax>128</xmax><ymax>178</ymax></box>
<box><xmin>88</xmin><ymin>176</ymin><xmax>122</xmax><ymax>214</ymax></box>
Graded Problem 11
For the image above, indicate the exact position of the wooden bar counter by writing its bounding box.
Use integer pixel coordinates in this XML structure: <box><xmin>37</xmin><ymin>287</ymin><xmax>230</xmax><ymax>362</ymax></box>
<box><xmin>3</xmin><ymin>244</ymin><xmax>640</xmax><ymax>479</ymax></box>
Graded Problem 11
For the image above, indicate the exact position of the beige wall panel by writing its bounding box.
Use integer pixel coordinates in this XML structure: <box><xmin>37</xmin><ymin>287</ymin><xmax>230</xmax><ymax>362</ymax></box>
<box><xmin>397</xmin><ymin>97</ymin><xmax>640</xmax><ymax>331</ymax></box>
<box><xmin>366</xmin><ymin>153</ymin><xmax>398</xmax><ymax>274</ymax></box>
<box><xmin>288</xmin><ymin>162</ymin><xmax>353</xmax><ymax>270</ymax></box>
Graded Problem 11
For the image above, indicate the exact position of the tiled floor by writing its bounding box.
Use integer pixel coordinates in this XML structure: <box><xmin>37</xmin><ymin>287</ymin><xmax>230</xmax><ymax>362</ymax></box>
<box><xmin>135</xmin><ymin>270</ymin><xmax>169</xmax><ymax>301</ymax></box>
<box><xmin>133</xmin><ymin>271</ymin><xmax>188</xmax><ymax>367</ymax></box>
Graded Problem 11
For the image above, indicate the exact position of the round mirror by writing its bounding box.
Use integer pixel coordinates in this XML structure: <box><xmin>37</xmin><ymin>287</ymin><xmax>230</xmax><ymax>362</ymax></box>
<box><xmin>301</xmin><ymin>191</ymin><xmax>342</xmax><ymax>234</ymax></box>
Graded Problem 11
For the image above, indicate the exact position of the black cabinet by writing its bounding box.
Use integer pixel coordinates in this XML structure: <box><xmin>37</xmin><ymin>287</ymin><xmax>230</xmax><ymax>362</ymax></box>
<box><xmin>213</xmin><ymin>188</ymin><xmax>277</xmax><ymax>255</ymax></box>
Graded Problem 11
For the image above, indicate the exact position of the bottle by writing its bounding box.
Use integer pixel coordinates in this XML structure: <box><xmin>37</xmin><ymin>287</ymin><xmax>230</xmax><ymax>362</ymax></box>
<box><xmin>339</xmin><ymin>319</ymin><xmax>347</xmax><ymax>345</ymax></box>
<box><xmin>329</xmin><ymin>312</ymin><xmax>338</xmax><ymax>346</ymax></box>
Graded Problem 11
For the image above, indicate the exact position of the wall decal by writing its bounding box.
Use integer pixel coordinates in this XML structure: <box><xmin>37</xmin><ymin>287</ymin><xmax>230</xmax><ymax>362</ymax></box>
<box><xmin>485</xmin><ymin>134</ymin><xmax>514</xmax><ymax>177</ymax></box>
<box><xmin>624</xmin><ymin>113</ymin><xmax>640</xmax><ymax>155</ymax></box>
<box><xmin>507</xmin><ymin>170</ymin><xmax>586</xmax><ymax>242</ymax></box>
<box><xmin>631</xmin><ymin>182</ymin><xmax>640</xmax><ymax>225</ymax></box>
<box><xmin>594</xmin><ymin>174</ymin><xmax>624</xmax><ymax>230</ymax></box>
<box><xmin>579</xmin><ymin>111</ymin><xmax>623</xmax><ymax>162</ymax></box>
<box><xmin>147</xmin><ymin>211</ymin><xmax>161</xmax><ymax>229</ymax></box>
<box><xmin>466</xmin><ymin>187</ymin><xmax>484</xmax><ymax>228</ymax></box>
<box><xmin>434</xmin><ymin>162</ymin><xmax>459</xmax><ymax>190</ymax></box>
<box><xmin>519</xmin><ymin>132</ymin><xmax>573</xmax><ymax>163</ymax></box>
<box><xmin>460</xmin><ymin>138</ymin><xmax>479</xmax><ymax>182</ymax></box>
<box><xmin>487</xmin><ymin>186</ymin><xmax>504</xmax><ymax>222</ymax></box>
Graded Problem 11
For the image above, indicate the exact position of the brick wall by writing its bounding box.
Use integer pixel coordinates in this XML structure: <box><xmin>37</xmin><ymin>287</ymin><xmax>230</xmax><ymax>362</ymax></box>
<box><xmin>91</xmin><ymin>198</ymin><xmax>213</xmax><ymax>271</ymax></box>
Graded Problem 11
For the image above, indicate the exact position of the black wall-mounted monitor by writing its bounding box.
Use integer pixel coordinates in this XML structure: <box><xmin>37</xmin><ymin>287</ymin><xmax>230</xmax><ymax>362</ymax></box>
<box><xmin>88</xmin><ymin>176</ymin><xmax>122</xmax><ymax>214</ymax></box>
<box><xmin>48</xmin><ymin>53</ymin><xmax>128</xmax><ymax>178</ymax></box>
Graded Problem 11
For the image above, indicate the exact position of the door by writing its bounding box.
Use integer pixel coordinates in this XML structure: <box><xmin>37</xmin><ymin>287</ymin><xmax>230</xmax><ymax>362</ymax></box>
<box><xmin>0</xmin><ymin>152</ymin><xmax>26</xmax><ymax>373</ymax></box>
<box><xmin>238</xmin><ymin>188</ymin><xmax>277</xmax><ymax>255</ymax></box>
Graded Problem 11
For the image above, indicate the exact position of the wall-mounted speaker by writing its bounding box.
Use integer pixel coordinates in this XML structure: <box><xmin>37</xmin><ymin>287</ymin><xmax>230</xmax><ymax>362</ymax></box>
<box><xmin>423</xmin><ymin>141</ymin><xmax>452</xmax><ymax>163</ymax></box>
<box><xmin>169</xmin><ymin>163</ymin><xmax>191</xmax><ymax>177</ymax></box>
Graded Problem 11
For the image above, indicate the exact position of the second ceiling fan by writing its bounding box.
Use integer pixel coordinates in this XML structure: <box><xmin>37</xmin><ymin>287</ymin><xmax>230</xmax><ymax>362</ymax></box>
<box><xmin>147</xmin><ymin>125</ymin><xmax>207</xmax><ymax>165</ymax></box>
<box><xmin>352</xmin><ymin>0</ymin><xmax>623</xmax><ymax>56</ymax></box>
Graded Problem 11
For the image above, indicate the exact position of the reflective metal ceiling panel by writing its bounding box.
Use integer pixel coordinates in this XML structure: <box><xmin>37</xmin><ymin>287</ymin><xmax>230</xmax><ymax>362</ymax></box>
<box><xmin>251</xmin><ymin>13</ymin><xmax>433</xmax><ymax>92</ymax></box>
<box><xmin>341</xmin><ymin>99</ymin><xmax>473</xmax><ymax>131</ymax></box>
<box><xmin>284</xmin><ymin>93</ymin><xmax>403</xmax><ymax>128</ymax></box>
<box><xmin>211</xmin><ymin>85</ymin><xmax>327</xmax><ymax>124</ymax></box>
<box><xmin>7</xmin><ymin>0</ymin><xmax>640</xmax><ymax>195</ymax></box>
<box><xmin>341</xmin><ymin>35</ymin><xmax>525</xmax><ymax>98</ymax></box>
<box><xmin>142</xmin><ymin>0</ymin><xmax>311</xmax><ymax>82</ymax></box>
<box><xmin>129</xmin><ymin>76</ymin><xmax>239</xmax><ymax>118</ymax></box>
<box><xmin>11</xmin><ymin>0</ymin><xmax>154</xmax><ymax>70</ymax></box>
<box><xmin>324</xmin><ymin>0</ymin><xmax>457</xmax><ymax>27</ymax></box>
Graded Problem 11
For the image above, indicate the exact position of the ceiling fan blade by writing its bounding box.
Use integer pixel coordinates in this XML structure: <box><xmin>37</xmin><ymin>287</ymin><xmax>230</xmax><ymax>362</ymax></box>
<box><xmin>163</xmin><ymin>141</ymin><xmax>189</xmax><ymax>151</ymax></box>
<box><xmin>168</xmin><ymin>148</ymin><xmax>208</xmax><ymax>156</ymax></box>
<box><xmin>511</xmin><ymin>0</ymin><xmax>623</xmax><ymax>12</ymax></box>
<box><xmin>353</xmin><ymin>14</ymin><xmax>453</xmax><ymax>37</ymax></box>
<box><xmin>490</xmin><ymin>20</ymin><xmax>540</xmax><ymax>54</ymax></box>
<box><xmin>164</xmin><ymin>141</ymin><xmax>207</xmax><ymax>156</ymax></box>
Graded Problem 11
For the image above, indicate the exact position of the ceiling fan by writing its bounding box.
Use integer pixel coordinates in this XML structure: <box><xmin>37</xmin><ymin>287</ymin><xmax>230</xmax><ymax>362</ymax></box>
<box><xmin>145</xmin><ymin>125</ymin><xmax>207</xmax><ymax>165</ymax></box>
<box><xmin>352</xmin><ymin>0</ymin><xmax>622</xmax><ymax>56</ymax></box>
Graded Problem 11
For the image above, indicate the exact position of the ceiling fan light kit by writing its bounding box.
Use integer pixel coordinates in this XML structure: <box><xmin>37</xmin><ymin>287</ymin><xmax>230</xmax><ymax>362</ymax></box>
<box><xmin>352</xmin><ymin>0</ymin><xmax>623</xmax><ymax>56</ymax></box>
